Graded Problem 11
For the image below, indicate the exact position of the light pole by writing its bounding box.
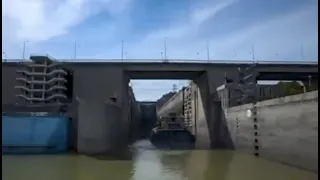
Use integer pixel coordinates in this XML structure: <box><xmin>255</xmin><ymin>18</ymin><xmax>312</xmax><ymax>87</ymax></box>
<box><xmin>206</xmin><ymin>41</ymin><xmax>210</xmax><ymax>62</ymax></box>
<box><xmin>2</xmin><ymin>52</ymin><xmax>7</xmax><ymax>62</ymax></box>
<box><xmin>300</xmin><ymin>45</ymin><xmax>304</xmax><ymax>60</ymax></box>
<box><xmin>22</xmin><ymin>40</ymin><xmax>29</xmax><ymax>61</ymax></box>
<box><xmin>308</xmin><ymin>75</ymin><xmax>312</xmax><ymax>90</ymax></box>
<box><xmin>73</xmin><ymin>41</ymin><xmax>77</xmax><ymax>60</ymax></box>
<box><xmin>121</xmin><ymin>40</ymin><xmax>124</xmax><ymax>61</ymax></box>
<box><xmin>251</xmin><ymin>44</ymin><xmax>255</xmax><ymax>62</ymax></box>
<box><xmin>164</xmin><ymin>37</ymin><xmax>167</xmax><ymax>62</ymax></box>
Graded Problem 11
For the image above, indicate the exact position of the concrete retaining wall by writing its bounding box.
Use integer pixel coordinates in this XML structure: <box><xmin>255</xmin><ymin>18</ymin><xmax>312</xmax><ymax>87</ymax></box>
<box><xmin>2</xmin><ymin>115</ymin><xmax>69</xmax><ymax>153</ymax></box>
<box><xmin>76</xmin><ymin>100</ymin><xmax>124</xmax><ymax>154</ymax></box>
<box><xmin>139</xmin><ymin>102</ymin><xmax>157</xmax><ymax>138</ymax></box>
<box><xmin>128</xmin><ymin>87</ymin><xmax>141</xmax><ymax>142</ymax></box>
<box><xmin>226</xmin><ymin>90</ymin><xmax>318</xmax><ymax>172</ymax></box>
<box><xmin>76</xmin><ymin>96</ymin><xmax>141</xmax><ymax>155</ymax></box>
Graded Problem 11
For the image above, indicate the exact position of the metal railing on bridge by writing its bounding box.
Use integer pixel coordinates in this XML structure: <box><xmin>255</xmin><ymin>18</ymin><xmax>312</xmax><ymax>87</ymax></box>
<box><xmin>2</xmin><ymin>58</ymin><xmax>318</xmax><ymax>65</ymax></box>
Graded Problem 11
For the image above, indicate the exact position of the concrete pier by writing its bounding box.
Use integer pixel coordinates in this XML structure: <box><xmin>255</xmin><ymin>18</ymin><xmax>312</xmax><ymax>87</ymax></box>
<box><xmin>76</xmin><ymin>100</ymin><xmax>123</xmax><ymax>154</ymax></box>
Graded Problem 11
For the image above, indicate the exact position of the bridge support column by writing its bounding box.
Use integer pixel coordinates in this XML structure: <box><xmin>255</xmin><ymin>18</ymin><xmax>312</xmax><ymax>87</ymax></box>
<box><xmin>193</xmin><ymin>70</ymin><xmax>231</xmax><ymax>149</ymax></box>
<box><xmin>77</xmin><ymin>100</ymin><xmax>123</xmax><ymax>154</ymax></box>
<box><xmin>71</xmin><ymin>67</ymin><xmax>130</xmax><ymax>154</ymax></box>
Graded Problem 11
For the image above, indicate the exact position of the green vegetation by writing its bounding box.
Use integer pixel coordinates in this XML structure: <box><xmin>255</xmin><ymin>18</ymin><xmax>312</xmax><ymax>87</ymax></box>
<box><xmin>277</xmin><ymin>81</ymin><xmax>318</xmax><ymax>96</ymax></box>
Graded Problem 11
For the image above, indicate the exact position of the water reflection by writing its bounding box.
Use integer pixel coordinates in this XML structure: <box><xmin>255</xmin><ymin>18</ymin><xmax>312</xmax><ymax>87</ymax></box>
<box><xmin>2</xmin><ymin>140</ymin><xmax>317</xmax><ymax>180</ymax></box>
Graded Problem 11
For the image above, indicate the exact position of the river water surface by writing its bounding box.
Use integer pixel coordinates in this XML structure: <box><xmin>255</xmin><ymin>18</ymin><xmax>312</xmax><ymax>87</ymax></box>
<box><xmin>2</xmin><ymin>140</ymin><xmax>317</xmax><ymax>180</ymax></box>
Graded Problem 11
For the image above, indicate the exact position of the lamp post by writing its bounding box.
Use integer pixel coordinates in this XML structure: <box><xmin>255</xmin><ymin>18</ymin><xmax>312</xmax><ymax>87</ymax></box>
<box><xmin>2</xmin><ymin>52</ymin><xmax>7</xmax><ymax>62</ymax></box>
<box><xmin>22</xmin><ymin>40</ymin><xmax>29</xmax><ymax>61</ymax></box>
<box><xmin>164</xmin><ymin>37</ymin><xmax>167</xmax><ymax>62</ymax></box>
<box><xmin>206</xmin><ymin>41</ymin><xmax>210</xmax><ymax>62</ymax></box>
<box><xmin>121</xmin><ymin>40</ymin><xmax>124</xmax><ymax>62</ymax></box>
<box><xmin>73</xmin><ymin>41</ymin><xmax>77</xmax><ymax>60</ymax></box>
<box><xmin>251</xmin><ymin>44</ymin><xmax>255</xmax><ymax>62</ymax></box>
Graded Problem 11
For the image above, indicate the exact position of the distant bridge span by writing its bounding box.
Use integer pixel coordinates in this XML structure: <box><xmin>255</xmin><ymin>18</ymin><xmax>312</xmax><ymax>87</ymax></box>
<box><xmin>3</xmin><ymin>59</ymin><xmax>318</xmax><ymax>80</ymax></box>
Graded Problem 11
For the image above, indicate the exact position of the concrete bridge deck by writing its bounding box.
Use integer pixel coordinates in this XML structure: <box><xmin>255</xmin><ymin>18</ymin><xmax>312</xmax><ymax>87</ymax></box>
<box><xmin>3</xmin><ymin>59</ymin><xmax>318</xmax><ymax>80</ymax></box>
<box><xmin>3</xmin><ymin>58</ymin><xmax>317</xmax><ymax>64</ymax></box>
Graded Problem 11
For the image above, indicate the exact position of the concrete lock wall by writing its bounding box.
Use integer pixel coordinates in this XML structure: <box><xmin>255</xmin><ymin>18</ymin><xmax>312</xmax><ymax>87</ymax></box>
<box><xmin>76</xmin><ymin>87</ymin><xmax>140</xmax><ymax>154</ymax></box>
<box><xmin>139</xmin><ymin>102</ymin><xmax>157</xmax><ymax>138</ymax></box>
<box><xmin>225</xmin><ymin>90</ymin><xmax>318</xmax><ymax>172</ymax></box>
<box><xmin>128</xmin><ymin>86</ymin><xmax>141</xmax><ymax>142</ymax></box>
<box><xmin>64</xmin><ymin>64</ymin><xmax>134</xmax><ymax>153</ymax></box>
<box><xmin>77</xmin><ymin>100</ymin><xmax>123</xmax><ymax>154</ymax></box>
<box><xmin>2</xmin><ymin>64</ymin><xmax>20</xmax><ymax>104</ymax></box>
<box><xmin>2</xmin><ymin>115</ymin><xmax>69</xmax><ymax>154</ymax></box>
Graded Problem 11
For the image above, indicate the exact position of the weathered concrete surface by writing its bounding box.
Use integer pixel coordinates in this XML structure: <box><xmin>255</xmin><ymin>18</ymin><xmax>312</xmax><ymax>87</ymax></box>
<box><xmin>139</xmin><ymin>102</ymin><xmax>157</xmax><ymax>138</ymax></box>
<box><xmin>193</xmin><ymin>70</ymin><xmax>237</xmax><ymax>149</ymax></box>
<box><xmin>66</xmin><ymin>103</ymin><xmax>79</xmax><ymax>151</ymax></box>
<box><xmin>76</xmin><ymin>86</ymin><xmax>141</xmax><ymax>154</ymax></box>
<box><xmin>77</xmin><ymin>100</ymin><xmax>124</xmax><ymax>154</ymax></box>
<box><xmin>128</xmin><ymin>87</ymin><xmax>141</xmax><ymax>142</ymax></box>
<box><xmin>66</xmin><ymin>65</ymin><xmax>131</xmax><ymax>153</ymax></box>
<box><xmin>210</xmin><ymin>101</ymin><xmax>235</xmax><ymax>149</ymax></box>
<box><xmin>2</xmin><ymin>64</ymin><xmax>19</xmax><ymax>104</ymax></box>
<box><xmin>226</xmin><ymin>91</ymin><xmax>318</xmax><ymax>172</ymax></box>
<box><xmin>157</xmin><ymin>90</ymin><xmax>184</xmax><ymax>117</ymax></box>
<box><xmin>192</xmin><ymin>73</ymin><xmax>211</xmax><ymax>149</ymax></box>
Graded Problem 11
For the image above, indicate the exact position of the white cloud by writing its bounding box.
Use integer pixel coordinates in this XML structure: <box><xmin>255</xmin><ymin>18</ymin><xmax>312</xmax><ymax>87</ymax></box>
<box><xmin>191</xmin><ymin>0</ymin><xmax>237</xmax><ymax>25</ymax></box>
<box><xmin>127</xmin><ymin>3</ymin><xmax>317</xmax><ymax>100</ymax></box>
<box><xmin>104</xmin><ymin>1</ymin><xmax>238</xmax><ymax>60</ymax></box>
<box><xmin>2</xmin><ymin>0</ymin><xmax>131</xmax><ymax>56</ymax></box>
<box><xmin>122</xmin><ymin>2</ymin><xmax>318</xmax><ymax>61</ymax></box>
<box><xmin>209</xmin><ymin>5</ymin><xmax>318</xmax><ymax>61</ymax></box>
<box><xmin>140</xmin><ymin>0</ymin><xmax>237</xmax><ymax>44</ymax></box>
<box><xmin>3</xmin><ymin>0</ymin><xmax>85</xmax><ymax>41</ymax></box>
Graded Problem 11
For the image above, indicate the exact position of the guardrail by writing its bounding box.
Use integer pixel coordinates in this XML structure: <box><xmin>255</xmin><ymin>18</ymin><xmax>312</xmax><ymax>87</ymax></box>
<box><xmin>2</xmin><ymin>59</ymin><xmax>318</xmax><ymax>65</ymax></box>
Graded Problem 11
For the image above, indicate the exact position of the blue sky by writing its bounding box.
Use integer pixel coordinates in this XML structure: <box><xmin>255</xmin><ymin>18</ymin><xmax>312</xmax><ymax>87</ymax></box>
<box><xmin>2</xmin><ymin>0</ymin><xmax>318</xmax><ymax>101</ymax></box>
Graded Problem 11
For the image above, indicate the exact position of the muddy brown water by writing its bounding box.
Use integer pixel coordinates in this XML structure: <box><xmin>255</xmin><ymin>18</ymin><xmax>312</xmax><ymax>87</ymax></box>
<box><xmin>2</xmin><ymin>140</ymin><xmax>317</xmax><ymax>180</ymax></box>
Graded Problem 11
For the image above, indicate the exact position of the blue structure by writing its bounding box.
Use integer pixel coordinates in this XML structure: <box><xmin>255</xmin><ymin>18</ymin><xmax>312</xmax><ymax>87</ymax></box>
<box><xmin>2</xmin><ymin>115</ymin><xmax>69</xmax><ymax>154</ymax></box>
